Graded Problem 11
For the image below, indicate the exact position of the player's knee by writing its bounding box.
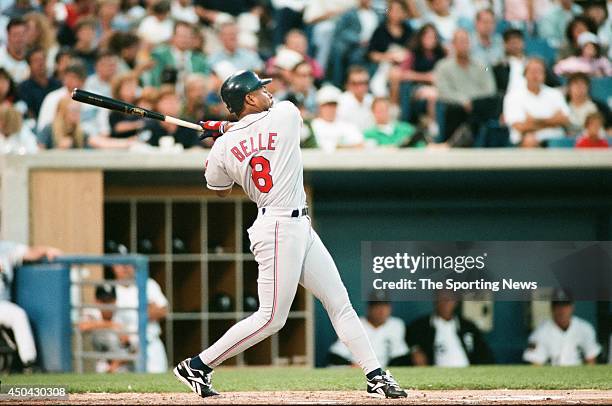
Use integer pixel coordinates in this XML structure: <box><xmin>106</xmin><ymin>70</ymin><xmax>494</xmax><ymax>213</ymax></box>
<box><xmin>324</xmin><ymin>295</ymin><xmax>354</xmax><ymax>319</ymax></box>
<box><xmin>267</xmin><ymin>314</ymin><xmax>287</xmax><ymax>334</ymax></box>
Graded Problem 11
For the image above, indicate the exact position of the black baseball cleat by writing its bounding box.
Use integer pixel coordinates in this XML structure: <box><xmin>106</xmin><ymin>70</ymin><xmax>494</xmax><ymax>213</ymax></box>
<box><xmin>173</xmin><ymin>359</ymin><xmax>220</xmax><ymax>398</ymax></box>
<box><xmin>366</xmin><ymin>370</ymin><xmax>408</xmax><ymax>399</ymax></box>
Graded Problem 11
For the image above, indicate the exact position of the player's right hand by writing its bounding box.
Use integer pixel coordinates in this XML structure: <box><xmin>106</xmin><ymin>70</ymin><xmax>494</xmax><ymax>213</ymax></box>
<box><xmin>199</xmin><ymin>120</ymin><xmax>228</xmax><ymax>141</ymax></box>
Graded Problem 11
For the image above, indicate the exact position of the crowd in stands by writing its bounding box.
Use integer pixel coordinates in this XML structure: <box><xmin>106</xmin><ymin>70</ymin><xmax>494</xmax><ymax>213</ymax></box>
<box><xmin>0</xmin><ymin>0</ymin><xmax>610</xmax><ymax>153</ymax></box>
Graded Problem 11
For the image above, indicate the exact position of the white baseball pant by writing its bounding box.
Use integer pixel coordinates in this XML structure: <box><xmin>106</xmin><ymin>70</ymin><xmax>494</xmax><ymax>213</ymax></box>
<box><xmin>0</xmin><ymin>301</ymin><xmax>37</xmax><ymax>364</ymax></box>
<box><xmin>198</xmin><ymin>213</ymin><xmax>380</xmax><ymax>374</ymax></box>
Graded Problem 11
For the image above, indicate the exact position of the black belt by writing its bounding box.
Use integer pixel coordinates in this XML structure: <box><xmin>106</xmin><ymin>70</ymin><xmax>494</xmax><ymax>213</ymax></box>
<box><xmin>260</xmin><ymin>207</ymin><xmax>308</xmax><ymax>217</ymax></box>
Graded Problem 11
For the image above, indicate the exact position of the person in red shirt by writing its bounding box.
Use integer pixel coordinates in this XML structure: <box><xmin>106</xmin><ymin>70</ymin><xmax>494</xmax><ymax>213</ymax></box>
<box><xmin>576</xmin><ymin>112</ymin><xmax>609</xmax><ymax>148</ymax></box>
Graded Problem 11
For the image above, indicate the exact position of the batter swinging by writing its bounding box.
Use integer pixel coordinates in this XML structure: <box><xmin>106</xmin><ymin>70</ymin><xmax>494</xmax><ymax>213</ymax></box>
<box><xmin>173</xmin><ymin>70</ymin><xmax>407</xmax><ymax>399</ymax></box>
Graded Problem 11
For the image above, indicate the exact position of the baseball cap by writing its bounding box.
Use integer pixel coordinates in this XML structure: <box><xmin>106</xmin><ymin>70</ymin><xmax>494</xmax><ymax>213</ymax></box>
<box><xmin>368</xmin><ymin>290</ymin><xmax>391</xmax><ymax>305</ymax></box>
<box><xmin>316</xmin><ymin>85</ymin><xmax>342</xmax><ymax>105</ymax></box>
<box><xmin>551</xmin><ymin>288</ymin><xmax>574</xmax><ymax>306</ymax></box>
<box><xmin>274</xmin><ymin>48</ymin><xmax>304</xmax><ymax>71</ymax></box>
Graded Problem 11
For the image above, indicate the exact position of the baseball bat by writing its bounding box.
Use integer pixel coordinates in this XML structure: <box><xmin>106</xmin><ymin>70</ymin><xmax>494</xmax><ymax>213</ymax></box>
<box><xmin>71</xmin><ymin>88</ymin><xmax>203</xmax><ymax>132</ymax></box>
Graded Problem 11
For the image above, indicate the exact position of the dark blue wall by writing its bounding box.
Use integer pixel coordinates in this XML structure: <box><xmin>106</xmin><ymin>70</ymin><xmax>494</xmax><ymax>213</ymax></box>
<box><xmin>306</xmin><ymin>169</ymin><xmax>612</xmax><ymax>366</ymax></box>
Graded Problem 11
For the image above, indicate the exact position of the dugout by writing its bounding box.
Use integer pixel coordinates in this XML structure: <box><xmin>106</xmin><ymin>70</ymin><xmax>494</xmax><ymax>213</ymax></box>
<box><xmin>1</xmin><ymin>149</ymin><xmax>611</xmax><ymax>368</ymax></box>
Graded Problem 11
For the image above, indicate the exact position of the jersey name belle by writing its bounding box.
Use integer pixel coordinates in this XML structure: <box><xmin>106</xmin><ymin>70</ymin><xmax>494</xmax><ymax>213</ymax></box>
<box><xmin>230</xmin><ymin>132</ymin><xmax>278</xmax><ymax>162</ymax></box>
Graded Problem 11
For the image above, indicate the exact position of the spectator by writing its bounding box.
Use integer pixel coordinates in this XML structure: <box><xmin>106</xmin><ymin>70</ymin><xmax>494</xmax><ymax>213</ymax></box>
<box><xmin>558</xmin><ymin>15</ymin><xmax>598</xmax><ymax>59</ymax></box>
<box><xmin>137</xmin><ymin>0</ymin><xmax>174</xmax><ymax>47</ymax></box>
<box><xmin>112</xmin><ymin>262</ymin><xmax>168</xmax><ymax>373</ymax></box>
<box><xmin>283</xmin><ymin>61</ymin><xmax>318</xmax><ymax>120</ymax></box>
<box><xmin>107</xmin><ymin>32</ymin><xmax>155</xmax><ymax>77</ymax></box>
<box><xmin>337</xmin><ymin>65</ymin><xmax>375</xmax><ymax>132</ymax></box>
<box><xmin>37</xmin><ymin>60</ymin><xmax>87</xmax><ymax>133</ymax></box>
<box><xmin>575</xmin><ymin>112</ymin><xmax>608</xmax><ymax>148</ymax></box>
<box><xmin>149</xmin><ymin>21</ymin><xmax>210</xmax><ymax>88</ymax></box>
<box><xmin>407</xmin><ymin>290</ymin><xmax>494</xmax><ymax>367</ymax></box>
<box><xmin>493</xmin><ymin>28</ymin><xmax>560</xmax><ymax>95</ymax></box>
<box><xmin>389</xmin><ymin>23</ymin><xmax>445</xmax><ymax>125</ymax></box>
<box><xmin>539</xmin><ymin>0</ymin><xmax>582</xmax><ymax>48</ymax></box>
<box><xmin>470</xmin><ymin>9</ymin><xmax>503</xmax><ymax>67</ymax></box>
<box><xmin>423</xmin><ymin>0</ymin><xmax>471</xmax><ymax>44</ymax></box>
<box><xmin>364</xmin><ymin>97</ymin><xmax>421</xmax><ymax>147</ymax></box>
<box><xmin>52</xmin><ymin>47</ymin><xmax>76</xmax><ymax>83</ymax></box>
<box><xmin>583</xmin><ymin>2</ymin><xmax>611</xmax><ymax>58</ymax></box>
<box><xmin>101</xmin><ymin>72</ymin><xmax>146</xmax><ymax>145</ymax></box>
<box><xmin>78</xmin><ymin>285</ymin><xmax>130</xmax><ymax>373</ymax></box>
<box><xmin>303</xmin><ymin>0</ymin><xmax>355</xmax><ymax>73</ymax></box>
<box><xmin>328</xmin><ymin>291</ymin><xmax>409</xmax><ymax>368</ymax></box>
<box><xmin>0</xmin><ymin>17</ymin><xmax>30</xmax><ymax>83</ymax></box>
<box><xmin>2</xmin><ymin>0</ymin><xmax>36</xmax><ymax>19</ymax></box>
<box><xmin>73</xmin><ymin>17</ymin><xmax>99</xmax><ymax>74</ymax></box>
<box><xmin>434</xmin><ymin>29</ymin><xmax>496</xmax><ymax>141</ymax></box>
<box><xmin>328</xmin><ymin>0</ymin><xmax>379</xmax><ymax>87</ymax></box>
<box><xmin>311</xmin><ymin>85</ymin><xmax>364</xmax><ymax>152</ymax></box>
<box><xmin>503</xmin><ymin>58</ymin><xmax>570</xmax><ymax>147</ymax></box>
<box><xmin>172</xmin><ymin>0</ymin><xmax>198</xmax><ymax>24</ymax></box>
<box><xmin>367</xmin><ymin>0</ymin><xmax>412</xmax><ymax>65</ymax></box>
<box><xmin>209</xmin><ymin>21</ymin><xmax>263</xmax><ymax>73</ymax></box>
<box><xmin>523</xmin><ymin>289</ymin><xmax>601</xmax><ymax>365</ymax></box>
<box><xmin>84</xmin><ymin>51</ymin><xmax>119</xmax><ymax>97</ymax></box>
<box><xmin>95</xmin><ymin>0</ymin><xmax>124</xmax><ymax>48</ymax></box>
<box><xmin>115</xmin><ymin>0</ymin><xmax>146</xmax><ymax>31</ymax></box>
<box><xmin>554</xmin><ymin>32</ymin><xmax>612</xmax><ymax>77</ymax></box>
<box><xmin>0</xmin><ymin>105</ymin><xmax>37</xmax><ymax>153</ymax></box>
<box><xmin>23</xmin><ymin>12</ymin><xmax>59</xmax><ymax>76</ymax></box>
<box><xmin>268</xmin><ymin>29</ymin><xmax>324</xmax><ymax>82</ymax></box>
<box><xmin>148</xmin><ymin>88</ymin><xmax>201</xmax><ymax>148</ymax></box>
<box><xmin>204</xmin><ymin>62</ymin><xmax>233</xmax><ymax>120</ymax></box>
<box><xmin>17</xmin><ymin>48</ymin><xmax>62</xmax><ymax>121</ymax></box>
<box><xmin>0</xmin><ymin>241</ymin><xmax>61</xmax><ymax>371</ymax></box>
<box><xmin>565</xmin><ymin>72</ymin><xmax>611</xmax><ymax>135</ymax></box>
<box><xmin>271</xmin><ymin>0</ymin><xmax>306</xmax><ymax>48</ymax></box>
<box><xmin>181</xmin><ymin>73</ymin><xmax>208</xmax><ymax>123</ymax></box>
<box><xmin>0</xmin><ymin>68</ymin><xmax>22</xmax><ymax>108</ymax></box>
<box><xmin>38</xmin><ymin>97</ymin><xmax>87</xmax><ymax>149</ymax></box>
<box><xmin>503</xmin><ymin>0</ymin><xmax>550</xmax><ymax>33</ymax></box>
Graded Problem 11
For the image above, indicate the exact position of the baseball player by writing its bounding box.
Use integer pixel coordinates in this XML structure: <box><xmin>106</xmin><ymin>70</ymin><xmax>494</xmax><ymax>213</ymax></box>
<box><xmin>173</xmin><ymin>70</ymin><xmax>407</xmax><ymax>399</ymax></box>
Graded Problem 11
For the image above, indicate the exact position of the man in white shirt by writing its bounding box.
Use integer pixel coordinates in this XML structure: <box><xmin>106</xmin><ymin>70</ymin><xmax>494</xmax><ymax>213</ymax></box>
<box><xmin>209</xmin><ymin>22</ymin><xmax>264</xmax><ymax>73</ymax></box>
<box><xmin>408</xmin><ymin>290</ymin><xmax>494</xmax><ymax>367</ymax></box>
<box><xmin>112</xmin><ymin>263</ymin><xmax>169</xmax><ymax>373</ymax></box>
<box><xmin>503</xmin><ymin>58</ymin><xmax>570</xmax><ymax>146</ymax></box>
<box><xmin>328</xmin><ymin>291</ymin><xmax>409</xmax><ymax>368</ymax></box>
<box><xmin>37</xmin><ymin>61</ymin><xmax>87</xmax><ymax>133</ymax></box>
<box><xmin>311</xmin><ymin>85</ymin><xmax>364</xmax><ymax>152</ymax></box>
<box><xmin>523</xmin><ymin>289</ymin><xmax>601</xmax><ymax>366</ymax></box>
<box><xmin>0</xmin><ymin>17</ymin><xmax>29</xmax><ymax>83</ymax></box>
<box><xmin>81</xmin><ymin>52</ymin><xmax>117</xmax><ymax>138</ymax></box>
<box><xmin>0</xmin><ymin>241</ymin><xmax>61</xmax><ymax>370</ymax></box>
<box><xmin>336</xmin><ymin>66</ymin><xmax>375</xmax><ymax>132</ymax></box>
<box><xmin>137</xmin><ymin>0</ymin><xmax>174</xmax><ymax>46</ymax></box>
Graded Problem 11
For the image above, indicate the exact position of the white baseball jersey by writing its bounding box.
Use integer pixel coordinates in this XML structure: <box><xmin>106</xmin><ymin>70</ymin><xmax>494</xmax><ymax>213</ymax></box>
<box><xmin>523</xmin><ymin>316</ymin><xmax>601</xmax><ymax>366</ymax></box>
<box><xmin>205</xmin><ymin>101</ymin><xmax>307</xmax><ymax>209</ymax></box>
<box><xmin>329</xmin><ymin>316</ymin><xmax>409</xmax><ymax>368</ymax></box>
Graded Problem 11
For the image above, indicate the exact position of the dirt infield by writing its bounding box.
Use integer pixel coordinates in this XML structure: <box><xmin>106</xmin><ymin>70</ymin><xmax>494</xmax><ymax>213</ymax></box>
<box><xmin>11</xmin><ymin>390</ymin><xmax>612</xmax><ymax>405</ymax></box>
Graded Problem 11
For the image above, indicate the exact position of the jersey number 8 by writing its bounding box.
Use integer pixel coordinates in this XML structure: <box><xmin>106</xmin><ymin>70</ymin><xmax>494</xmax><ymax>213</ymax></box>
<box><xmin>250</xmin><ymin>156</ymin><xmax>273</xmax><ymax>193</ymax></box>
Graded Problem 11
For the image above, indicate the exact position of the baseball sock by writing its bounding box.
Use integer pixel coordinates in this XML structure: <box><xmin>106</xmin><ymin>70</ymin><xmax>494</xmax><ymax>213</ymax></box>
<box><xmin>366</xmin><ymin>368</ymin><xmax>383</xmax><ymax>380</ymax></box>
<box><xmin>189</xmin><ymin>355</ymin><xmax>213</xmax><ymax>373</ymax></box>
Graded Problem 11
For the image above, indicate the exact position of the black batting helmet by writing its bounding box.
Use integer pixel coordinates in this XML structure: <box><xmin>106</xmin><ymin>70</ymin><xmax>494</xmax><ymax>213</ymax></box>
<box><xmin>220</xmin><ymin>70</ymin><xmax>272</xmax><ymax>115</ymax></box>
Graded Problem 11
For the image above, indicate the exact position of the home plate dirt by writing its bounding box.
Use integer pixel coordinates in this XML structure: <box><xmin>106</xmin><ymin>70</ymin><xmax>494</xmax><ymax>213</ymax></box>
<box><xmin>14</xmin><ymin>390</ymin><xmax>612</xmax><ymax>405</ymax></box>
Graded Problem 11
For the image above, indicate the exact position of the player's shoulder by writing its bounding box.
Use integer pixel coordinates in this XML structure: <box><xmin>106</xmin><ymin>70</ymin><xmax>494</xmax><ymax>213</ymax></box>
<box><xmin>386</xmin><ymin>317</ymin><xmax>407</xmax><ymax>330</ymax></box>
<box><xmin>570</xmin><ymin>316</ymin><xmax>594</xmax><ymax>332</ymax></box>
<box><xmin>272</xmin><ymin>100</ymin><xmax>301</xmax><ymax>117</ymax></box>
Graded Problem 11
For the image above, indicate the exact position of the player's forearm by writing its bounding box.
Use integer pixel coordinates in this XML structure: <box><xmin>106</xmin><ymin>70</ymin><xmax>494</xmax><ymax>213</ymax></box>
<box><xmin>148</xmin><ymin>304</ymin><xmax>168</xmax><ymax>321</ymax></box>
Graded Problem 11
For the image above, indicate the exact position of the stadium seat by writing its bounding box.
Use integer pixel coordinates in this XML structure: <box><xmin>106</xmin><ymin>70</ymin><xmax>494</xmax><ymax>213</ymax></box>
<box><xmin>590</xmin><ymin>77</ymin><xmax>612</xmax><ymax>105</ymax></box>
<box><xmin>525</xmin><ymin>37</ymin><xmax>557</xmax><ymax>67</ymax></box>
<box><xmin>547</xmin><ymin>137</ymin><xmax>576</xmax><ymax>148</ymax></box>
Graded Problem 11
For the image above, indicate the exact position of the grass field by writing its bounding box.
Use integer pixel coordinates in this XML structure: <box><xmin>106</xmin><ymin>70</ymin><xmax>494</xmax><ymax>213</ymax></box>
<box><xmin>3</xmin><ymin>365</ymin><xmax>611</xmax><ymax>393</ymax></box>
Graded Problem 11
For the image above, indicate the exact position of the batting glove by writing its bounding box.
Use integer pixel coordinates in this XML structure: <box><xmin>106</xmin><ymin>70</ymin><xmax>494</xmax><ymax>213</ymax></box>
<box><xmin>199</xmin><ymin>120</ymin><xmax>228</xmax><ymax>141</ymax></box>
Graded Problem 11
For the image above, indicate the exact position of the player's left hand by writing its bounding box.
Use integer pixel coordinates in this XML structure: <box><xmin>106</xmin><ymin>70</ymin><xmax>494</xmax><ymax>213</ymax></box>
<box><xmin>199</xmin><ymin>121</ymin><xmax>228</xmax><ymax>141</ymax></box>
